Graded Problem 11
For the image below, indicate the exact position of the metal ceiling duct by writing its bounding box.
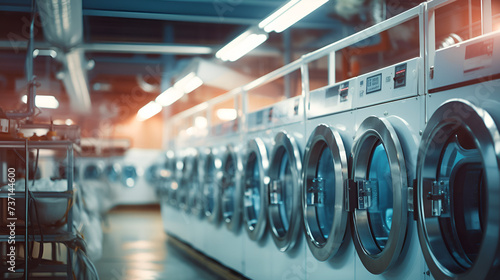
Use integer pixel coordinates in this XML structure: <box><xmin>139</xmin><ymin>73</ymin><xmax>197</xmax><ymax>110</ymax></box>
<box><xmin>37</xmin><ymin>0</ymin><xmax>91</xmax><ymax>112</ymax></box>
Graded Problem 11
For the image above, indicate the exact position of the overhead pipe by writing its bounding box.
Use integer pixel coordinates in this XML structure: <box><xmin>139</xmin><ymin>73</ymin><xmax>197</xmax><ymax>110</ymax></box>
<box><xmin>37</xmin><ymin>0</ymin><xmax>91</xmax><ymax>112</ymax></box>
<box><xmin>6</xmin><ymin>0</ymin><xmax>36</xmax><ymax>119</ymax></box>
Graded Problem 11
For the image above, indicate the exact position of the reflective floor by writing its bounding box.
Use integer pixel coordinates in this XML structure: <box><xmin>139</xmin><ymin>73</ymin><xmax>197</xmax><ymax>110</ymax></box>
<box><xmin>95</xmin><ymin>206</ymin><xmax>219</xmax><ymax>280</ymax></box>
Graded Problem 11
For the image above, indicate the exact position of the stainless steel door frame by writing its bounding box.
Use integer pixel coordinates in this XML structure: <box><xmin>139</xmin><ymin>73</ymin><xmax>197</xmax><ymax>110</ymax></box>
<box><xmin>202</xmin><ymin>147</ymin><xmax>222</xmax><ymax>224</ymax></box>
<box><xmin>220</xmin><ymin>144</ymin><xmax>243</xmax><ymax>232</ymax></box>
<box><xmin>351</xmin><ymin>116</ymin><xmax>410</xmax><ymax>274</ymax></box>
<box><xmin>416</xmin><ymin>99</ymin><xmax>500</xmax><ymax>280</ymax></box>
<box><xmin>268</xmin><ymin>131</ymin><xmax>303</xmax><ymax>252</ymax></box>
<box><xmin>243</xmin><ymin>138</ymin><xmax>270</xmax><ymax>241</ymax></box>
<box><xmin>302</xmin><ymin>124</ymin><xmax>349</xmax><ymax>261</ymax></box>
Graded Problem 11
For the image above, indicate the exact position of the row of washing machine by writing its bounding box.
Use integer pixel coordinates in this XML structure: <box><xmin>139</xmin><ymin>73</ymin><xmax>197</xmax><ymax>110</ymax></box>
<box><xmin>78</xmin><ymin>148</ymin><xmax>161</xmax><ymax>208</ymax></box>
<box><xmin>159</xmin><ymin>13</ymin><xmax>500</xmax><ymax>280</ymax></box>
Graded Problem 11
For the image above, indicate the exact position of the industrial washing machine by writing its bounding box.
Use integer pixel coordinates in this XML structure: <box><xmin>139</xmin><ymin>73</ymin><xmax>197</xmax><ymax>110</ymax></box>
<box><xmin>79</xmin><ymin>157</ymin><xmax>116</xmax><ymax>214</ymax></box>
<box><xmin>178</xmin><ymin>149</ymin><xmax>196</xmax><ymax>213</ymax></box>
<box><xmin>349</xmin><ymin>54</ymin><xmax>427</xmax><ymax>279</ymax></box>
<box><xmin>200</xmin><ymin>146</ymin><xmax>222</xmax><ymax>225</ymax></box>
<box><xmin>415</xmin><ymin>3</ymin><xmax>500</xmax><ymax>278</ymax></box>
<box><xmin>302</xmin><ymin>78</ymin><xmax>357</xmax><ymax>280</ymax></box>
<box><xmin>202</xmin><ymin>116</ymin><xmax>245</xmax><ymax>273</ymax></box>
<box><xmin>266</xmin><ymin>96</ymin><xmax>308</xmax><ymax>280</ymax></box>
<box><xmin>159</xmin><ymin>150</ymin><xmax>176</xmax><ymax>207</ymax></box>
<box><xmin>114</xmin><ymin>148</ymin><xmax>159</xmax><ymax>205</ymax></box>
<box><xmin>241</xmin><ymin>106</ymin><xmax>275</xmax><ymax>279</ymax></box>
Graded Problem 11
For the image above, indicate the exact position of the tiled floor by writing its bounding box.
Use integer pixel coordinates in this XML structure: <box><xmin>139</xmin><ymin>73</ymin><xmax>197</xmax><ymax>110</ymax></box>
<box><xmin>94</xmin><ymin>206</ymin><xmax>219</xmax><ymax>280</ymax></box>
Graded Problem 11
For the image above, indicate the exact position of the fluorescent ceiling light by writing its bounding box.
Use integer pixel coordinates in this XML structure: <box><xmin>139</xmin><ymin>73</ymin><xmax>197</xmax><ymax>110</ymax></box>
<box><xmin>259</xmin><ymin>0</ymin><xmax>329</xmax><ymax>33</ymax></box>
<box><xmin>156</xmin><ymin>87</ymin><xmax>184</xmax><ymax>107</ymax></box>
<box><xmin>173</xmin><ymin>72</ymin><xmax>203</xmax><ymax>94</ymax></box>
<box><xmin>216</xmin><ymin>29</ymin><xmax>269</xmax><ymax>62</ymax></box>
<box><xmin>216</xmin><ymin>108</ymin><xmax>237</xmax><ymax>121</ymax></box>
<box><xmin>22</xmin><ymin>95</ymin><xmax>59</xmax><ymax>109</ymax></box>
<box><xmin>195</xmin><ymin>116</ymin><xmax>207</xmax><ymax>128</ymax></box>
<box><xmin>137</xmin><ymin>101</ymin><xmax>162</xmax><ymax>121</ymax></box>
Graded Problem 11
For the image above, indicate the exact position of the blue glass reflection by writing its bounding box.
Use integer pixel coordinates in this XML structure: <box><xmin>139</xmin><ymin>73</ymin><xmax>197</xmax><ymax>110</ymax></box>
<box><xmin>367</xmin><ymin>143</ymin><xmax>393</xmax><ymax>250</ymax></box>
<box><xmin>316</xmin><ymin>147</ymin><xmax>335</xmax><ymax>239</ymax></box>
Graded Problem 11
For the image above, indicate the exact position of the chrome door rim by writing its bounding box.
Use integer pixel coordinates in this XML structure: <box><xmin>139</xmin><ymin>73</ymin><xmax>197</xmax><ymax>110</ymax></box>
<box><xmin>188</xmin><ymin>153</ymin><xmax>204</xmax><ymax>218</ymax></box>
<box><xmin>416</xmin><ymin>99</ymin><xmax>500</xmax><ymax>280</ymax></box>
<box><xmin>220</xmin><ymin>144</ymin><xmax>243</xmax><ymax>232</ymax></box>
<box><xmin>303</xmin><ymin>124</ymin><xmax>349</xmax><ymax>261</ymax></box>
<box><xmin>351</xmin><ymin>116</ymin><xmax>409</xmax><ymax>274</ymax></box>
<box><xmin>268</xmin><ymin>131</ymin><xmax>302</xmax><ymax>252</ymax></box>
<box><xmin>203</xmin><ymin>148</ymin><xmax>222</xmax><ymax>224</ymax></box>
<box><xmin>243</xmin><ymin>138</ymin><xmax>269</xmax><ymax>241</ymax></box>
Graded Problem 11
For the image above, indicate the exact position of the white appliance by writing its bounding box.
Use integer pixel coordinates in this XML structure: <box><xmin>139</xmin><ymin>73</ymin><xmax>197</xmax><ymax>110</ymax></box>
<box><xmin>416</xmin><ymin>26</ymin><xmax>500</xmax><ymax>279</ymax></box>
<box><xmin>114</xmin><ymin>148</ymin><xmax>159</xmax><ymax>205</ymax></box>
<box><xmin>201</xmin><ymin>119</ymin><xmax>245</xmax><ymax>273</ymax></box>
<box><xmin>241</xmin><ymin>106</ymin><xmax>275</xmax><ymax>279</ymax></box>
<box><xmin>350</xmin><ymin>58</ymin><xmax>427</xmax><ymax>279</ymax></box>
<box><xmin>266</xmin><ymin>96</ymin><xmax>308</xmax><ymax>280</ymax></box>
<box><xmin>302</xmin><ymin>78</ymin><xmax>357</xmax><ymax>280</ymax></box>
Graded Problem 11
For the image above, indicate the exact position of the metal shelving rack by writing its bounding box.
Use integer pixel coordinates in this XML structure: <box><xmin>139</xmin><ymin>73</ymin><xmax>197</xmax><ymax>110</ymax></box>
<box><xmin>0</xmin><ymin>140</ymin><xmax>78</xmax><ymax>280</ymax></box>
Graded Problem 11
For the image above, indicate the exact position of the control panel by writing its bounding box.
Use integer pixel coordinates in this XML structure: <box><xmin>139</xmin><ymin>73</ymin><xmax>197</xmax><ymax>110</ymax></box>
<box><xmin>307</xmin><ymin>78</ymin><xmax>355</xmax><ymax>119</ymax></box>
<box><xmin>355</xmin><ymin>57</ymin><xmax>420</xmax><ymax>108</ymax></box>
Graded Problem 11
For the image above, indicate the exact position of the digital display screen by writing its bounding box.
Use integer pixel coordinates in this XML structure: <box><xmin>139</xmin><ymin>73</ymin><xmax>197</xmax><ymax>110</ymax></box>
<box><xmin>366</xmin><ymin>74</ymin><xmax>382</xmax><ymax>94</ymax></box>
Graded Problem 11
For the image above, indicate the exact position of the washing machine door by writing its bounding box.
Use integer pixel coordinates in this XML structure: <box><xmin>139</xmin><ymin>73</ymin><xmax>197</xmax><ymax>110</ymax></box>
<box><xmin>220</xmin><ymin>145</ymin><xmax>243</xmax><ymax>232</ymax></box>
<box><xmin>351</xmin><ymin>116</ymin><xmax>411</xmax><ymax>274</ymax></box>
<box><xmin>121</xmin><ymin>165</ymin><xmax>138</xmax><ymax>188</ymax></box>
<box><xmin>188</xmin><ymin>154</ymin><xmax>204</xmax><ymax>218</ymax></box>
<box><xmin>303</xmin><ymin>124</ymin><xmax>349</xmax><ymax>261</ymax></box>
<box><xmin>416</xmin><ymin>100</ymin><xmax>500</xmax><ymax>280</ymax></box>
<box><xmin>104</xmin><ymin>163</ymin><xmax>121</xmax><ymax>184</ymax></box>
<box><xmin>268</xmin><ymin>131</ymin><xmax>302</xmax><ymax>252</ymax></box>
<box><xmin>83</xmin><ymin>163</ymin><xmax>103</xmax><ymax>180</ymax></box>
<box><xmin>203</xmin><ymin>148</ymin><xmax>222</xmax><ymax>224</ymax></box>
<box><xmin>243</xmin><ymin>138</ymin><xmax>269</xmax><ymax>241</ymax></box>
<box><xmin>179</xmin><ymin>155</ymin><xmax>194</xmax><ymax>212</ymax></box>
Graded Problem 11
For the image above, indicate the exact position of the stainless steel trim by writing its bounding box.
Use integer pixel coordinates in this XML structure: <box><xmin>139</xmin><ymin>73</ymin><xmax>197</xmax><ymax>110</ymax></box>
<box><xmin>243</xmin><ymin>138</ymin><xmax>269</xmax><ymax>241</ymax></box>
<box><xmin>268</xmin><ymin>131</ymin><xmax>302</xmax><ymax>252</ymax></box>
<box><xmin>220</xmin><ymin>144</ymin><xmax>243</xmax><ymax>232</ymax></box>
<box><xmin>351</xmin><ymin>116</ymin><xmax>409</xmax><ymax>274</ymax></box>
<box><xmin>302</xmin><ymin>124</ymin><xmax>349</xmax><ymax>261</ymax></box>
<box><xmin>416</xmin><ymin>99</ymin><xmax>500</xmax><ymax>280</ymax></box>
<box><xmin>202</xmin><ymin>147</ymin><xmax>223</xmax><ymax>225</ymax></box>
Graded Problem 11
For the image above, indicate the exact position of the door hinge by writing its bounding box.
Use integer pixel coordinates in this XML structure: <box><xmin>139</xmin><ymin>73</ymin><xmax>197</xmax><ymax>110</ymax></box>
<box><xmin>306</xmin><ymin>177</ymin><xmax>325</xmax><ymax>206</ymax></box>
<box><xmin>269</xmin><ymin>180</ymin><xmax>282</xmax><ymax>205</ymax></box>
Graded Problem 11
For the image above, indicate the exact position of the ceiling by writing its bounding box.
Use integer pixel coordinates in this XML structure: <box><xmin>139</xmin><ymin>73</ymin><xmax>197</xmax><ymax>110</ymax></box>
<box><xmin>0</xmin><ymin>0</ymin><xmax>423</xmax><ymax>143</ymax></box>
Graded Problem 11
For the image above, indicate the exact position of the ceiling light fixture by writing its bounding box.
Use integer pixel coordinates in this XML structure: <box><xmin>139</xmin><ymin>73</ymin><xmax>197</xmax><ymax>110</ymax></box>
<box><xmin>21</xmin><ymin>95</ymin><xmax>59</xmax><ymax>109</ymax></box>
<box><xmin>155</xmin><ymin>87</ymin><xmax>184</xmax><ymax>107</ymax></box>
<box><xmin>259</xmin><ymin>0</ymin><xmax>329</xmax><ymax>33</ymax></box>
<box><xmin>173</xmin><ymin>72</ymin><xmax>203</xmax><ymax>94</ymax></box>
<box><xmin>137</xmin><ymin>101</ymin><xmax>162</xmax><ymax>121</ymax></box>
<box><xmin>216</xmin><ymin>108</ymin><xmax>237</xmax><ymax>121</ymax></box>
<box><xmin>155</xmin><ymin>72</ymin><xmax>203</xmax><ymax>107</ymax></box>
<box><xmin>216</xmin><ymin>28</ymin><xmax>269</xmax><ymax>62</ymax></box>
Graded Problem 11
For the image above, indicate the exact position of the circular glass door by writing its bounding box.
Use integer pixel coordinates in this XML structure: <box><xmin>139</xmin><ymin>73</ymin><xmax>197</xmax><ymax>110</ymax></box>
<box><xmin>104</xmin><ymin>163</ymin><xmax>121</xmax><ymax>184</ymax></box>
<box><xmin>188</xmin><ymin>154</ymin><xmax>204</xmax><ymax>218</ymax></box>
<box><xmin>351</xmin><ymin>116</ymin><xmax>410</xmax><ymax>274</ymax></box>
<box><xmin>243</xmin><ymin>138</ymin><xmax>269</xmax><ymax>241</ymax></box>
<box><xmin>83</xmin><ymin>163</ymin><xmax>102</xmax><ymax>180</ymax></box>
<box><xmin>121</xmin><ymin>165</ymin><xmax>138</xmax><ymax>188</ymax></box>
<box><xmin>268</xmin><ymin>131</ymin><xmax>302</xmax><ymax>252</ymax></box>
<box><xmin>164</xmin><ymin>152</ymin><xmax>177</xmax><ymax>206</ymax></box>
<box><xmin>303</xmin><ymin>124</ymin><xmax>349</xmax><ymax>261</ymax></box>
<box><xmin>416</xmin><ymin>100</ymin><xmax>500</xmax><ymax>280</ymax></box>
<box><xmin>203</xmin><ymin>148</ymin><xmax>222</xmax><ymax>224</ymax></box>
<box><xmin>220</xmin><ymin>145</ymin><xmax>242</xmax><ymax>232</ymax></box>
<box><xmin>179</xmin><ymin>154</ymin><xmax>194</xmax><ymax>212</ymax></box>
